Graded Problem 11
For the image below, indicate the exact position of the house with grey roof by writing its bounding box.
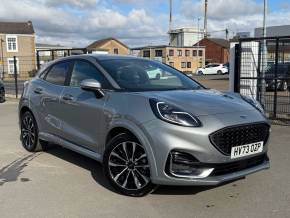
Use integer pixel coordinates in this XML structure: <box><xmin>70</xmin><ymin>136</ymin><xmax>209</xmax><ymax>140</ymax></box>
<box><xmin>0</xmin><ymin>21</ymin><xmax>36</xmax><ymax>79</ymax></box>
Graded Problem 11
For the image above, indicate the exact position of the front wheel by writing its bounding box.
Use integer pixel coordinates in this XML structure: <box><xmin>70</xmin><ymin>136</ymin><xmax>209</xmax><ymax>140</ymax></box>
<box><xmin>20</xmin><ymin>111</ymin><xmax>47</xmax><ymax>152</ymax></box>
<box><xmin>217</xmin><ymin>70</ymin><xmax>223</xmax><ymax>75</ymax></box>
<box><xmin>103</xmin><ymin>133</ymin><xmax>156</xmax><ymax>197</ymax></box>
<box><xmin>198</xmin><ymin>70</ymin><xmax>203</xmax><ymax>75</ymax></box>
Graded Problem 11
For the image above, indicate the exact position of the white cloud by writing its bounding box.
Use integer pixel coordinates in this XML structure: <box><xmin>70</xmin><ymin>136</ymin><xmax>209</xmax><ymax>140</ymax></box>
<box><xmin>180</xmin><ymin>0</ymin><xmax>263</xmax><ymax>20</ymax></box>
<box><xmin>0</xmin><ymin>0</ymin><xmax>288</xmax><ymax>47</ymax></box>
<box><xmin>45</xmin><ymin>0</ymin><xmax>98</xmax><ymax>9</ymax></box>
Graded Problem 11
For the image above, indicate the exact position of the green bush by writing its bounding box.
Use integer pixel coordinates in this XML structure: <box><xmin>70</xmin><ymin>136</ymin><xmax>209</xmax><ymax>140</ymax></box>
<box><xmin>28</xmin><ymin>69</ymin><xmax>38</xmax><ymax>78</ymax></box>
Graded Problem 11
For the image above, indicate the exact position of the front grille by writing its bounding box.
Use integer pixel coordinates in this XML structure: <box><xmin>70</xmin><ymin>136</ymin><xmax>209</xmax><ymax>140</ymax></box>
<box><xmin>209</xmin><ymin>123</ymin><xmax>270</xmax><ymax>155</ymax></box>
<box><xmin>211</xmin><ymin>154</ymin><xmax>268</xmax><ymax>176</ymax></box>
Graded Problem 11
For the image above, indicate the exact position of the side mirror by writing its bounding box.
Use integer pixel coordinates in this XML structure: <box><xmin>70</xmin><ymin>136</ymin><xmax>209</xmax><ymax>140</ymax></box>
<box><xmin>80</xmin><ymin>79</ymin><xmax>105</xmax><ymax>98</ymax></box>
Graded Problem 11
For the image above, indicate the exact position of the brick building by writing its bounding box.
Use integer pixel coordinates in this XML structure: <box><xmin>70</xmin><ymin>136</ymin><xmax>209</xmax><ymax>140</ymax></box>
<box><xmin>132</xmin><ymin>45</ymin><xmax>205</xmax><ymax>74</ymax></box>
<box><xmin>195</xmin><ymin>38</ymin><xmax>230</xmax><ymax>64</ymax></box>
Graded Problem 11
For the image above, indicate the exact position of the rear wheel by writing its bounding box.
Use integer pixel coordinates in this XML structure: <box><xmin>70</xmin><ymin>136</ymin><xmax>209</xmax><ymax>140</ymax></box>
<box><xmin>20</xmin><ymin>111</ymin><xmax>47</xmax><ymax>152</ymax></box>
<box><xmin>0</xmin><ymin>88</ymin><xmax>5</xmax><ymax>103</ymax></box>
<box><xmin>103</xmin><ymin>133</ymin><xmax>155</xmax><ymax>197</ymax></box>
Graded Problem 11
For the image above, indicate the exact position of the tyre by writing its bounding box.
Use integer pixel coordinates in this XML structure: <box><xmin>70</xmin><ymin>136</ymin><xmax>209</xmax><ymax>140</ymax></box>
<box><xmin>0</xmin><ymin>88</ymin><xmax>5</xmax><ymax>103</ymax></box>
<box><xmin>217</xmin><ymin>70</ymin><xmax>223</xmax><ymax>75</ymax></box>
<box><xmin>198</xmin><ymin>70</ymin><xmax>203</xmax><ymax>75</ymax></box>
<box><xmin>20</xmin><ymin>111</ymin><xmax>47</xmax><ymax>152</ymax></box>
<box><xmin>103</xmin><ymin>133</ymin><xmax>155</xmax><ymax>197</ymax></box>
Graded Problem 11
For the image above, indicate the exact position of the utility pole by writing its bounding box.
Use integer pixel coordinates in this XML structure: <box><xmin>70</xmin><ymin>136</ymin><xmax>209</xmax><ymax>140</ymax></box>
<box><xmin>263</xmin><ymin>0</ymin><xmax>267</xmax><ymax>38</ymax></box>
<box><xmin>204</xmin><ymin>0</ymin><xmax>208</xmax><ymax>38</ymax></box>
<box><xmin>225</xmin><ymin>28</ymin><xmax>229</xmax><ymax>40</ymax></box>
<box><xmin>261</xmin><ymin>0</ymin><xmax>267</xmax><ymax>104</ymax></box>
<box><xmin>169</xmin><ymin>0</ymin><xmax>172</xmax><ymax>31</ymax></box>
<box><xmin>197</xmin><ymin>17</ymin><xmax>201</xmax><ymax>47</ymax></box>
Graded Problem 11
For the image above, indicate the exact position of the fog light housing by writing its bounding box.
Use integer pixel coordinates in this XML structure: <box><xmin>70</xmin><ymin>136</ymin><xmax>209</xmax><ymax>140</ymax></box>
<box><xmin>167</xmin><ymin>151</ymin><xmax>214</xmax><ymax>179</ymax></box>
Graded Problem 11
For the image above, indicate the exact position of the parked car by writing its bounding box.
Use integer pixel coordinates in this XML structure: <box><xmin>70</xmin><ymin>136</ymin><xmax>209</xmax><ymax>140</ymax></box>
<box><xmin>146</xmin><ymin>68</ymin><xmax>162</xmax><ymax>79</ymax></box>
<box><xmin>19</xmin><ymin>55</ymin><xmax>270</xmax><ymax>196</ymax></box>
<box><xmin>265</xmin><ymin>63</ymin><xmax>290</xmax><ymax>91</ymax></box>
<box><xmin>196</xmin><ymin>63</ymin><xmax>228</xmax><ymax>75</ymax></box>
<box><xmin>0</xmin><ymin>80</ymin><xmax>5</xmax><ymax>103</ymax></box>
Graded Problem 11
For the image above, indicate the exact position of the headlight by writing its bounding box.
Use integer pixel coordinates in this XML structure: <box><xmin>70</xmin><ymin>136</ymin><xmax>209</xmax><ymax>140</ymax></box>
<box><xmin>149</xmin><ymin>99</ymin><xmax>201</xmax><ymax>127</ymax></box>
<box><xmin>241</xmin><ymin>95</ymin><xmax>265</xmax><ymax>114</ymax></box>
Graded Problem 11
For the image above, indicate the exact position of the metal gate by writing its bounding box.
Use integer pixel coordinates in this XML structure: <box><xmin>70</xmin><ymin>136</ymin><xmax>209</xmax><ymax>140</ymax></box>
<box><xmin>234</xmin><ymin>36</ymin><xmax>290</xmax><ymax>125</ymax></box>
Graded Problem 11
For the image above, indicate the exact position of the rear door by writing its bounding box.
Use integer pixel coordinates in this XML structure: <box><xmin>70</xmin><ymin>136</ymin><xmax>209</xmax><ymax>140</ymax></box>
<box><xmin>58</xmin><ymin>59</ymin><xmax>112</xmax><ymax>151</ymax></box>
<box><xmin>31</xmin><ymin>61</ymin><xmax>72</xmax><ymax>138</ymax></box>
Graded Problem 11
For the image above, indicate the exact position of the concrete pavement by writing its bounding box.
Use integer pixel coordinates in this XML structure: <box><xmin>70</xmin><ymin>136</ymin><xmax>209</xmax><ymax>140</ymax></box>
<box><xmin>0</xmin><ymin>101</ymin><xmax>290</xmax><ymax>218</ymax></box>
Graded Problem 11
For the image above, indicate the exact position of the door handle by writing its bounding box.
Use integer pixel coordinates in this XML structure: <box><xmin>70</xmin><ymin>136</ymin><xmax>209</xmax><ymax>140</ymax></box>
<box><xmin>34</xmin><ymin>88</ymin><xmax>43</xmax><ymax>94</ymax></box>
<box><xmin>62</xmin><ymin>94</ymin><xmax>74</xmax><ymax>101</ymax></box>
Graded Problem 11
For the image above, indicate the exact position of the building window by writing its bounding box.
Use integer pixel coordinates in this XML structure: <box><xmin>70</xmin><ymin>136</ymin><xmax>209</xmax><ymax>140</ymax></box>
<box><xmin>114</xmin><ymin>48</ymin><xmax>119</xmax><ymax>54</ymax></box>
<box><xmin>56</xmin><ymin>50</ymin><xmax>64</xmax><ymax>56</ymax></box>
<box><xmin>143</xmin><ymin>50</ymin><xmax>150</xmax><ymax>57</ymax></box>
<box><xmin>185</xmin><ymin>50</ymin><xmax>190</xmax><ymax>56</ymax></box>
<box><xmin>6</xmin><ymin>35</ymin><xmax>18</xmax><ymax>52</ymax></box>
<box><xmin>7</xmin><ymin>58</ymin><xmax>19</xmax><ymax>74</ymax></box>
<box><xmin>169</xmin><ymin>62</ymin><xmax>174</xmax><ymax>67</ymax></box>
<box><xmin>187</xmin><ymin>62</ymin><xmax>191</xmax><ymax>68</ymax></box>
<box><xmin>178</xmin><ymin>50</ymin><xmax>182</xmax><ymax>56</ymax></box>
<box><xmin>169</xmin><ymin>49</ymin><xmax>174</xmax><ymax>56</ymax></box>
<box><xmin>198</xmin><ymin>50</ymin><xmax>203</xmax><ymax>56</ymax></box>
<box><xmin>155</xmin><ymin>50</ymin><xmax>163</xmax><ymax>57</ymax></box>
<box><xmin>181</xmin><ymin>62</ymin><xmax>186</xmax><ymax>68</ymax></box>
<box><xmin>193</xmin><ymin>50</ymin><xmax>197</xmax><ymax>56</ymax></box>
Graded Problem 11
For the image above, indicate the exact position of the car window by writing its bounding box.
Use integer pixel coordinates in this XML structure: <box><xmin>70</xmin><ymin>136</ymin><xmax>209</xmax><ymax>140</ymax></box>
<box><xmin>70</xmin><ymin>60</ymin><xmax>110</xmax><ymax>88</ymax></box>
<box><xmin>99</xmin><ymin>59</ymin><xmax>202</xmax><ymax>91</ymax></box>
<box><xmin>45</xmin><ymin>62</ymin><xmax>70</xmax><ymax>86</ymax></box>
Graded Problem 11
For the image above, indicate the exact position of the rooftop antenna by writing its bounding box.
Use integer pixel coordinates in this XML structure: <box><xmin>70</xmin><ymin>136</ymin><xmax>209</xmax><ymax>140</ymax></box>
<box><xmin>204</xmin><ymin>0</ymin><xmax>208</xmax><ymax>38</ymax></box>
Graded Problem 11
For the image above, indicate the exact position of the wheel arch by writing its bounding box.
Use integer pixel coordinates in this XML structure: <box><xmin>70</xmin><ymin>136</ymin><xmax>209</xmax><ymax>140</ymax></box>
<box><xmin>105</xmin><ymin>122</ymin><xmax>158</xmax><ymax>178</ymax></box>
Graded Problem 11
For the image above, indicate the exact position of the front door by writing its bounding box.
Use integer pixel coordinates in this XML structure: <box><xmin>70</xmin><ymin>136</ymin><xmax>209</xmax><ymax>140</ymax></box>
<box><xmin>58</xmin><ymin>59</ymin><xmax>112</xmax><ymax>152</ymax></box>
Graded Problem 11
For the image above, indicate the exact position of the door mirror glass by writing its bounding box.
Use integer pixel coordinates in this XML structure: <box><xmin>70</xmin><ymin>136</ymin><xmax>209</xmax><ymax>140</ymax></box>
<box><xmin>80</xmin><ymin>79</ymin><xmax>104</xmax><ymax>98</ymax></box>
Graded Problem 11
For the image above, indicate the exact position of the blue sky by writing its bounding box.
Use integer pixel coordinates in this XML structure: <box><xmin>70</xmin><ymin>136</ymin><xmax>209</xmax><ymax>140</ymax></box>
<box><xmin>0</xmin><ymin>0</ymin><xmax>289</xmax><ymax>47</ymax></box>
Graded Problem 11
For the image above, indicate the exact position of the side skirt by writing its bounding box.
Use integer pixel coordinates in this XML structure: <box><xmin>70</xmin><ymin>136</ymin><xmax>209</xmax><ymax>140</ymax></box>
<box><xmin>39</xmin><ymin>132</ymin><xmax>103</xmax><ymax>162</ymax></box>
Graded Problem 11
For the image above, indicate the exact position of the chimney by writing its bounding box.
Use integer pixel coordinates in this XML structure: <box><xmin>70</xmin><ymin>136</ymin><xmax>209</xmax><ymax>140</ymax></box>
<box><xmin>27</xmin><ymin>20</ymin><xmax>32</xmax><ymax>26</ymax></box>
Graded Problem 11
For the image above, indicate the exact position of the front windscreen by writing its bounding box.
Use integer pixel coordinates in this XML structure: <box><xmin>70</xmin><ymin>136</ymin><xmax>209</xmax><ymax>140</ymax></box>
<box><xmin>98</xmin><ymin>58</ymin><xmax>203</xmax><ymax>92</ymax></box>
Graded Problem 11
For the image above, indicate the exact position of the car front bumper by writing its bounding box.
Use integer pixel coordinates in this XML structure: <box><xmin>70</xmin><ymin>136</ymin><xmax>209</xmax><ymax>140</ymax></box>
<box><xmin>141</xmin><ymin>110</ymin><xmax>270</xmax><ymax>186</ymax></box>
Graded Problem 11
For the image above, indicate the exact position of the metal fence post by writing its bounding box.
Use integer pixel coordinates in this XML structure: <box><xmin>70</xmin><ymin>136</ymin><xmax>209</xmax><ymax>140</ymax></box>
<box><xmin>13</xmin><ymin>56</ymin><xmax>18</xmax><ymax>99</ymax></box>
<box><xmin>234</xmin><ymin>43</ymin><xmax>241</xmax><ymax>93</ymax></box>
<box><xmin>36</xmin><ymin>51</ymin><xmax>40</xmax><ymax>70</ymax></box>
<box><xmin>273</xmin><ymin>38</ymin><xmax>279</xmax><ymax>119</ymax></box>
<box><xmin>51</xmin><ymin>50</ymin><xmax>55</xmax><ymax>60</ymax></box>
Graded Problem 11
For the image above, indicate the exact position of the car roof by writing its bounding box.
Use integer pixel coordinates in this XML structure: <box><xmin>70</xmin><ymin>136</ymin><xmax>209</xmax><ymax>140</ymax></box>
<box><xmin>54</xmin><ymin>54</ymin><xmax>146</xmax><ymax>62</ymax></box>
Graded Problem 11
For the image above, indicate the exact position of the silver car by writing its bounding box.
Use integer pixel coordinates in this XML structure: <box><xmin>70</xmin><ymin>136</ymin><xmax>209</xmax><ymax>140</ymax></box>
<box><xmin>19</xmin><ymin>55</ymin><xmax>270</xmax><ymax>196</ymax></box>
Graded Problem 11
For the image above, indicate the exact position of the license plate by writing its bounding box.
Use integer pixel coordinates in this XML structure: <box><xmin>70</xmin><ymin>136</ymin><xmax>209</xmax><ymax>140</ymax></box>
<box><xmin>231</xmin><ymin>141</ymin><xmax>264</xmax><ymax>159</ymax></box>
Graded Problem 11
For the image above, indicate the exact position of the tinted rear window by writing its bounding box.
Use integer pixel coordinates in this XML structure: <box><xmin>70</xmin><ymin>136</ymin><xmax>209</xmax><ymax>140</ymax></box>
<box><xmin>45</xmin><ymin>62</ymin><xmax>71</xmax><ymax>85</ymax></box>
